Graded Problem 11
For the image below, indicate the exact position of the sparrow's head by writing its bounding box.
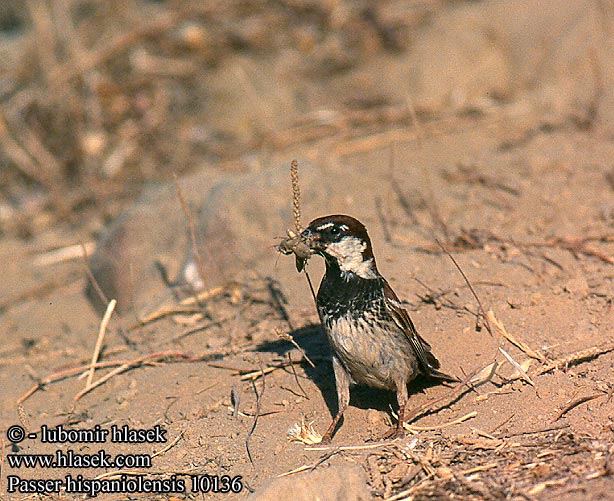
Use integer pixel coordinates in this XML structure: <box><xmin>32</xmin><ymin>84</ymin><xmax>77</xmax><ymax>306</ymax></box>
<box><xmin>301</xmin><ymin>215</ymin><xmax>378</xmax><ymax>279</ymax></box>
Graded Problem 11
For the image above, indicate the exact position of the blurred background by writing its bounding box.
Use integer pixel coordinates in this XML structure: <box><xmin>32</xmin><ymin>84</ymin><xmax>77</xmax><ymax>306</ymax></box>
<box><xmin>0</xmin><ymin>0</ymin><xmax>612</xmax><ymax>241</ymax></box>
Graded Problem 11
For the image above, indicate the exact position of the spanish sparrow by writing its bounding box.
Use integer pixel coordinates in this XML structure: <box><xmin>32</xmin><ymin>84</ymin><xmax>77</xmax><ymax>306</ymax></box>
<box><xmin>299</xmin><ymin>215</ymin><xmax>457</xmax><ymax>442</ymax></box>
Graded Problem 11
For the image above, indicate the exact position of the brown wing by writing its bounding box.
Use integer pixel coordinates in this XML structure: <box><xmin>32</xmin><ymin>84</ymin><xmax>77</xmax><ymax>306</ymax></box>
<box><xmin>383</xmin><ymin>280</ymin><xmax>458</xmax><ymax>382</ymax></box>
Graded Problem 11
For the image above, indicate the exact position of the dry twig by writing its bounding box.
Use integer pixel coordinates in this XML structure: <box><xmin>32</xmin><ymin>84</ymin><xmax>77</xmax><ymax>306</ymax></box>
<box><xmin>498</xmin><ymin>347</ymin><xmax>535</xmax><ymax>387</ymax></box>
<box><xmin>86</xmin><ymin>299</ymin><xmax>117</xmax><ymax>387</ymax></box>
<box><xmin>174</xmin><ymin>173</ymin><xmax>207</xmax><ymax>291</ymax></box>
<box><xmin>151</xmin><ymin>431</ymin><xmax>184</xmax><ymax>459</ymax></box>
<box><xmin>287</xmin><ymin>352</ymin><xmax>309</xmax><ymax>399</ymax></box>
<box><xmin>553</xmin><ymin>393</ymin><xmax>607</xmax><ymax>421</ymax></box>
<box><xmin>435</xmin><ymin>238</ymin><xmax>493</xmax><ymax>335</ymax></box>
<box><xmin>133</xmin><ymin>286</ymin><xmax>225</xmax><ymax>328</ymax></box>
<box><xmin>535</xmin><ymin>343</ymin><xmax>614</xmax><ymax>375</ymax></box>
<box><xmin>487</xmin><ymin>310</ymin><xmax>548</xmax><ymax>363</ymax></box>
<box><xmin>404</xmin><ymin>411</ymin><xmax>477</xmax><ymax>432</ymax></box>
<box><xmin>246</xmin><ymin>356</ymin><xmax>265</xmax><ymax>466</ymax></box>
<box><xmin>275</xmin><ymin>329</ymin><xmax>315</xmax><ymax>368</ymax></box>
<box><xmin>34</xmin><ymin>242</ymin><xmax>96</xmax><ymax>267</ymax></box>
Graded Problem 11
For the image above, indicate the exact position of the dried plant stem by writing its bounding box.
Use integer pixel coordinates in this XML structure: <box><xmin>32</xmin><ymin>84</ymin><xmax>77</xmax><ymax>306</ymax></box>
<box><xmin>553</xmin><ymin>393</ymin><xmax>606</xmax><ymax>421</ymax></box>
<box><xmin>275</xmin><ymin>329</ymin><xmax>315</xmax><ymax>368</ymax></box>
<box><xmin>133</xmin><ymin>285</ymin><xmax>225</xmax><ymax>328</ymax></box>
<box><xmin>404</xmin><ymin>365</ymin><xmax>486</xmax><ymax>425</ymax></box>
<box><xmin>290</xmin><ymin>159</ymin><xmax>302</xmax><ymax>233</ymax></box>
<box><xmin>498</xmin><ymin>347</ymin><xmax>534</xmax><ymax>387</ymax></box>
<box><xmin>246</xmin><ymin>356</ymin><xmax>265</xmax><ymax>466</ymax></box>
<box><xmin>81</xmin><ymin>241</ymin><xmax>109</xmax><ymax>307</ymax></box>
<box><xmin>286</xmin><ymin>159</ymin><xmax>319</xmax><ymax>313</ymax></box>
<box><xmin>18</xmin><ymin>348</ymin><xmax>243</xmax><ymax>405</ymax></box>
<box><xmin>305</xmin><ymin>440</ymin><xmax>400</xmax><ymax>453</ymax></box>
<box><xmin>240</xmin><ymin>363</ymin><xmax>287</xmax><ymax>381</ymax></box>
<box><xmin>487</xmin><ymin>310</ymin><xmax>548</xmax><ymax>363</ymax></box>
<box><xmin>287</xmin><ymin>353</ymin><xmax>309</xmax><ymax>399</ymax></box>
<box><xmin>305</xmin><ymin>269</ymin><xmax>318</xmax><ymax>308</ymax></box>
<box><xmin>535</xmin><ymin>343</ymin><xmax>614</xmax><ymax>375</ymax></box>
<box><xmin>405</xmin><ymin>411</ymin><xmax>477</xmax><ymax>432</ymax></box>
<box><xmin>34</xmin><ymin>242</ymin><xmax>96</xmax><ymax>267</ymax></box>
<box><xmin>174</xmin><ymin>173</ymin><xmax>207</xmax><ymax>291</ymax></box>
<box><xmin>0</xmin><ymin>436</ymin><xmax>4</xmax><ymax>494</ymax></box>
<box><xmin>151</xmin><ymin>431</ymin><xmax>184</xmax><ymax>459</ymax></box>
<box><xmin>435</xmin><ymin>238</ymin><xmax>493</xmax><ymax>335</ymax></box>
<box><xmin>86</xmin><ymin>299</ymin><xmax>117</xmax><ymax>387</ymax></box>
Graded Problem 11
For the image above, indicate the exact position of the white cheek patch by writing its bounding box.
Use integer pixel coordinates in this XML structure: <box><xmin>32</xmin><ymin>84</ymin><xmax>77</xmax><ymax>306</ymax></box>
<box><xmin>326</xmin><ymin>236</ymin><xmax>377</xmax><ymax>279</ymax></box>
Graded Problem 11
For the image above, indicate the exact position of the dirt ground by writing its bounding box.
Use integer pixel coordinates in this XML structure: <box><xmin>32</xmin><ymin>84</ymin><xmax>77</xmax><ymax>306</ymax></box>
<box><xmin>1</xmin><ymin>1</ymin><xmax>614</xmax><ymax>500</ymax></box>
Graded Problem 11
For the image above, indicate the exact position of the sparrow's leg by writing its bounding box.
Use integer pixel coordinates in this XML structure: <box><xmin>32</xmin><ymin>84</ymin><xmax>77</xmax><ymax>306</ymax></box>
<box><xmin>321</xmin><ymin>356</ymin><xmax>350</xmax><ymax>443</ymax></box>
<box><xmin>384</xmin><ymin>380</ymin><xmax>408</xmax><ymax>439</ymax></box>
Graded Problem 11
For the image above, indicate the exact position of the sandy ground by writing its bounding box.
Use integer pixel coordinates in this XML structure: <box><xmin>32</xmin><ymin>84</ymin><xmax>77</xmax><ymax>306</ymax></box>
<box><xmin>1</xmin><ymin>1</ymin><xmax>614</xmax><ymax>500</ymax></box>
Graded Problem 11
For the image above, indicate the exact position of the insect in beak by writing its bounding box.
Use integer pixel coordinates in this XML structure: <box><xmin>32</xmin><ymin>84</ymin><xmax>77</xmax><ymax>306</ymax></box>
<box><xmin>277</xmin><ymin>228</ymin><xmax>314</xmax><ymax>272</ymax></box>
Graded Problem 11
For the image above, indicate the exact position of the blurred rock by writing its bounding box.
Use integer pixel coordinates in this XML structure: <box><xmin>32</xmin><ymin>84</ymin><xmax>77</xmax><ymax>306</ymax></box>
<box><xmin>86</xmin><ymin>163</ymin><xmax>332</xmax><ymax>315</ymax></box>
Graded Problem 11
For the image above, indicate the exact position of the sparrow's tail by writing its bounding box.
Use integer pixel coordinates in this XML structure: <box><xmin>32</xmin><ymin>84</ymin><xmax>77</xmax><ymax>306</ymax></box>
<box><xmin>426</xmin><ymin>368</ymin><xmax>460</xmax><ymax>383</ymax></box>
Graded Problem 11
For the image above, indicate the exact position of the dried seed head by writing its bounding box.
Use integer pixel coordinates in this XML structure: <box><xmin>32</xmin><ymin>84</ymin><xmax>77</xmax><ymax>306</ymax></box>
<box><xmin>290</xmin><ymin>159</ymin><xmax>302</xmax><ymax>233</ymax></box>
<box><xmin>287</xmin><ymin>417</ymin><xmax>322</xmax><ymax>444</ymax></box>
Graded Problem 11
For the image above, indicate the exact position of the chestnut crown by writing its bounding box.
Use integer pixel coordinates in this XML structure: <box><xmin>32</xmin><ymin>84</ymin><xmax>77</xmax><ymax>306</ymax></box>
<box><xmin>302</xmin><ymin>215</ymin><xmax>377</xmax><ymax>279</ymax></box>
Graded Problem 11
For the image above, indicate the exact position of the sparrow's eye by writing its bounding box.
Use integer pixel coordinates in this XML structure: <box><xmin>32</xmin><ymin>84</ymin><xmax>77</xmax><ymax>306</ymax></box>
<box><xmin>329</xmin><ymin>226</ymin><xmax>340</xmax><ymax>235</ymax></box>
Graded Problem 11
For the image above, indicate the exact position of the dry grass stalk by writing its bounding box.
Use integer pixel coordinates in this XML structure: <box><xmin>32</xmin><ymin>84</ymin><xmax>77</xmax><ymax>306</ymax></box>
<box><xmin>287</xmin><ymin>352</ymin><xmax>310</xmax><ymax>399</ymax></box>
<box><xmin>305</xmin><ymin>439</ymin><xmax>400</xmax><ymax>452</ymax></box>
<box><xmin>504</xmin><ymin>358</ymin><xmax>532</xmax><ymax>382</ymax></box>
<box><xmin>402</xmin><ymin>363</ymin><xmax>491</xmax><ymax>426</ymax></box>
<box><xmin>527</xmin><ymin>478</ymin><xmax>569</xmax><ymax>495</ymax></box>
<box><xmin>75</xmin><ymin>360</ymin><xmax>133</xmax><ymax>402</ymax></box>
<box><xmin>290</xmin><ymin>159</ymin><xmax>303</xmax><ymax>233</ymax></box>
<box><xmin>246</xmin><ymin>356</ymin><xmax>265</xmax><ymax>466</ymax></box>
<box><xmin>487</xmin><ymin>310</ymin><xmax>548</xmax><ymax>363</ymax></box>
<box><xmin>19</xmin><ymin>348</ymin><xmax>245</xmax><ymax>405</ymax></box>
<box><xmin>278</xmin><ymin>160</ymin><xmax>313</xmax><ymax>271</ymax></box>
<box><xmin>553</xmin><ymin>393</ymin><xmax>607</xmax><ymax>422</ymax></box>
<box><xmin>435</xmin><ymin>239</ymin><xmax>493</xmax><ymax>335</ymax></box>
<box><xmin>498</xmin><ymin>347</ymin><xmax>535</xmax><ymax>387</ymax></box>
<box><xmin>151</xmin><ymin>431</ymin><xmax>184</xmax><ymax>459</ymax></box>
<box><xmin>240</xmin><ymin>364</ymin><xmax>285</xmax><ymax>381</ymax></box>
<box><xmin>276</xmin><ymin>464</ymin><xmax>313</xmax><ymax>478</ymax></box>
<box><xmin>535</xmin><ymin>342</ymin><xmax>614</xmax><ymax>375</ymax></box>
<box><xmin>81</xmin><ymin>241</ymin><xmax>109</xmax><ymax>307</ymax></box>
<box><xmin>275</xmin><ymin>329</ymin><xmax>315</xmax><ymax>368</ymax></box>
<box><xmin>470</xmin><ymin>361</ymin><xmax>499</xmax><ymax>386</ymax></box>
<box><xmin>86</xmin><ymin>299</ymin><xmax>117</xmax><ymax>388</ymax></box>
<box><xmin>73</xmin><ymin>346</ymin><xmax>251</xmax><ymax>402</ymax></box>
<box><xmin>404</xmin><ymin>411</ymin><xmax>477</xmax><ymax>432</ymax></box>
<box><xmin>133</xmin><ymin>285</ymin><xmax>225</xmax><ymax>328</ymax></box>
<box><xmin>34</xmin><ymin>241</ymin><xmax>96</xmax><ymax>266</ymax></box>
<box><xmin>0</xmin><ymin>437</ymin><xmax>4</xmax><ymax>494</ymax></box>
<box><xmin>180</xmin><ymin>285</ymin><xmax>226</xmax><ymax>306</ymax></box>
<box><xmin>174</xmin><ymin>173</ymin><xmax>208</xmax><ymax>291</ymax></box>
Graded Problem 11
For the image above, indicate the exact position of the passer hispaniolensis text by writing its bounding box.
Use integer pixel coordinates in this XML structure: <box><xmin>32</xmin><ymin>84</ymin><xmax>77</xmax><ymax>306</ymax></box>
<box><xmin>298</xmin><ymin>215</ymin><xmax>457</xmax><ymax>442</ymax></box>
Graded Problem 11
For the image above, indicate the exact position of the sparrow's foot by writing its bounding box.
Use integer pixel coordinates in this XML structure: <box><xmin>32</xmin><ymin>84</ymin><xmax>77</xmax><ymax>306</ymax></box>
<box><xmin>319</xmin><ymin>433</ymin><xmax>333</xmax><ymax>445</ymax></box>
<box><xmin>382</xmin><ymin>421</ymin><xmax>406</xmax><ymax>440</ymax></box>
